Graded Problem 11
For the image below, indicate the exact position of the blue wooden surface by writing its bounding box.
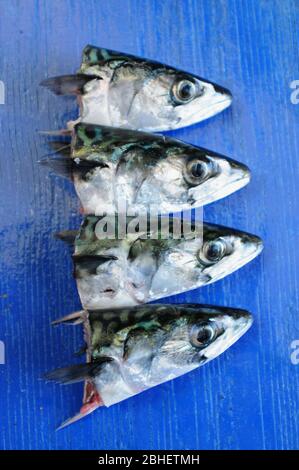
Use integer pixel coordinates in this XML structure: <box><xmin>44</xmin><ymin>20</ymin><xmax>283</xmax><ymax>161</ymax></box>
<box><xmin>0</xmin><ymin>0</ymin><xmax>298</xmax><ymax>450</ymax></box>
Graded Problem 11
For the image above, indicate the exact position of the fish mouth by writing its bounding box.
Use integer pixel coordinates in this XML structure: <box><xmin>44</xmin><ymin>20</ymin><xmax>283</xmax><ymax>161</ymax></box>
<box><xmin>217</xmin><ymin>171</ymin><xmax>250</xmax><ymax>200</ymax></box>
<box><xmin>226</xmin><ymin>311</ymin><xmax>253</xmax><ymax>349</ymax></box>
<box><xmin>226</xmin><ymin>234</ymin><xmax>264</xmax><ymax>272</ymax></box>
<box><xmin>190</xmin><ymin>158</ymin><xmax>251</xmax><ymax>207</ymax></box>
<box><xmin>225</xmin><ymin>234</ymin><xmax>264</xmax><ymax>276</ymax></box>
<box><xmin>244</xmin><ymin>234</ymin><xmax>264</xmax><ymax>258</ymax></box>
<box><xmin>202</xmin><ymin>92</ymin><xmax>232</xmax><ymax>117</ymax></box>
<box><xmin>213</xmin><ymin>83</ymin><xmax>233</xmax><ymax>101</ymax></box>
<box><xmin>202</xmin><ymin>309</ymin><xmax>253</xmax><ymax>363</ymax></box>
<box><xmin>200</xmin><ymin>231</ymin><xmax>263</xmax><ymax>286</ymax></box>
<box><xmin>201</xmin><ymin>82</ymin><xmax>233</xmax><ymax>118</ymax></box>
<box><xmin>220</xmin><ymin>312</ymin><xmax>253</xmax><ymax>355</ymax></box>
<box><xmin>176</xmin><ymin>87</ymin><xmax>232</xmax><ymax>129</ymax></box>
<box><xmin>211</xmin><ymin>160</ymin><xmax>251</xmax><ymax>202</ymax></box>
<box><xmin>230</xmin><ymin>309</ymin><xmax>253</xmax><ymax>332</ymax></box>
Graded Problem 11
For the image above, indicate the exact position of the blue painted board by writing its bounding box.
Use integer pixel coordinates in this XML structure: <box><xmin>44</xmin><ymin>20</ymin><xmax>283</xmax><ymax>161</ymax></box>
<box><xmin>0</xmin><ymin>0</ymin><xmax>298</xmax><ymax>450</ymax></box>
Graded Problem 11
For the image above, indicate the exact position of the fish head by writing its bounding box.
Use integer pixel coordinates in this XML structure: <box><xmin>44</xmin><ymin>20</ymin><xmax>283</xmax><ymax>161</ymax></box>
<box><xmin>147</xmin><ymin>221</ymin><xmax>263</xmax><ymax>300</ymax></box>
<box><xmin>181</xmin><ymin>149</ymin><xmax>251</xmax><ymax>206</ymax></box>
<box><xmin>75</xmin><ymin>217</ymin><xmax>264</xmax><ymax>310</ymax></box>
<box><xmin>131</xmin><ymin>305</ymin><xmax>253</xmax><ymax>383</ymax></box>
<box><xmin>184</xmin><ymin>306</ymin><xmax>253</xmax><ymax>365</ymax></box>
<box><xmin>88</xmin><ymin>304</ymin><xmax>252</xmax><ymax>395</ymax></box>
<box><xmin>147</xmin><ymin>145</ymin><xmax>250</xmax><ymax>209</ymax></box>
<box><xmin>71</xmin><ymin>125</ymin><xmax>250</xmax><ymax>212</ymax></box>
<box><xmin>159</xmin><ymin>72</ymin><xmax>232</xmax><ymax>131</ymax></box>
<box><xmin>158</xmin><ymin>305</ymin><xmax>253</xmax><ymax>373</ymax></box>
<box><xmin>79</xmin><ymin>46</ymin><xmax>232</xmax><ymax>131</ymax></box>
<box><xmin>109</xmin><ymin>70</ymin><xmax>232</xmax><ymax>132</ymax></box>
<box><xmin>196</xmin><ymin>224</ymin><xmax>264</xmax><ymax>284</ymax></box>
<box><xmin>46</xmin><ymin>304</ymin><xmax>253</xmax><ymax>413</ymax></box>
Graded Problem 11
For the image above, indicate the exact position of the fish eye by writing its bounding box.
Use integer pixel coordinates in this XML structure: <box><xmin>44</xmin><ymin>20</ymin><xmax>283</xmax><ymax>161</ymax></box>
<box><xmin>171</xmin><ymin>78</ymin><xmax>202</xmax><ymax>104</ymax></box>
<box><xmin>184</xmin><ymin>157</ymin><xmax>217</xmax><ymax>187</ymax></box>
<box><xmin>199</xmin><ymin>238</ymin><xmax>230</xmax><ymax>265</ymax></box>
<box><xmin>184</xmin><ymin>156</ymin><xmax>218</xmax><ymax>186</ymax></box>
<box><xmin>191</xmin><ymin>161</ymin><xmax>208</xmax><ymax>178</ymax></box>
<box><xmin>190</xmin><ymin>322</ymin><xmax>216</xmax><ymax>348</ymax></box>
<box><xmin>177</xmin><ymin>80</ymin><xmax>196</xmax><ymax>101</ymax></box>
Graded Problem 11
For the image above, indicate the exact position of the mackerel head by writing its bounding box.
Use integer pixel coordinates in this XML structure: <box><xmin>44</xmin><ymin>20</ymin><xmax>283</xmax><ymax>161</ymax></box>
<box><xmin>46</xmin><ymin>303</ymin><xmax>253</xmax><ymax>427</ymax></box>
<box><xmin>40</xmin><ymin>45</ymin><xmax>232</xmax><ymax>132</ymax></box>
<box><xmin>69</xmin><ymin>215</ymin><xmax>263</xmax><ymax>310</ymax></box>
<box><xmin>42</xmin><ymin>123</ymin><xmax>250</xmax><ymax>214</ymax></box>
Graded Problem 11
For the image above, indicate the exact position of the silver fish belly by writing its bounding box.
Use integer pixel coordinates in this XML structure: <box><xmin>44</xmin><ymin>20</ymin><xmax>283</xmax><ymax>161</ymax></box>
<box><xmin>70</xmin><ymin>215</ymin><xmax>263</xmax><ymax>310</ymax></box>
<box><xmin>46</xmin><ymin>304</ymin><xmax>253</xmax><ymax>427</ymax></box>
<box><xmin>40</xmin><ymin>45</ymin><xmax>232</xmax><ymax>132</ymax></box>
<box><xmin>42</xmin><ymin>123</ymin><xmax>250</xmax><ymax>214</ymax></box>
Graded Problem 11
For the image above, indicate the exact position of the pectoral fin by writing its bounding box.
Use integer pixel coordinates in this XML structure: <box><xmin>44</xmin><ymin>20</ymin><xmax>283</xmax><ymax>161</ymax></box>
<box><xmin>44</xmin><ymin>357</ymin><xmax>113</xmax><ymax>385</ymax></box>
<box><xmin>40</xmin><ymin>74</ymin><xmax>101</xmax><ymax>95</ymax></box>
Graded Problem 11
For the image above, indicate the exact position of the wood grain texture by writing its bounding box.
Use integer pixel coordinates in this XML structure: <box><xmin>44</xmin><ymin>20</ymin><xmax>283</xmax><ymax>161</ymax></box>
<box><xmin>0</xmin><ymin>0</ymin><xmax>298</xmax><ymax>450</ymax></box>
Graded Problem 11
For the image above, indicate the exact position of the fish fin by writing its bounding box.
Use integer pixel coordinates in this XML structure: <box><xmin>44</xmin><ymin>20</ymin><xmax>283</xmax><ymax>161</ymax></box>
<box><xmin>51</xmin><ymin>310</ymin><xmax>85</xmax><ymax>326</ymax></box>
<box><xmin>73</xmin><ymin>254</ymin><xmax>118</xmax><ymax>277</ymax></box>
<box><xmin>56</xmin><ymin>392</ymin><xmax>103</xmax><ymax>430</ymax></box>
<box><xmin>56</xmin><ymin>408</ymin><xmax>97</xmax><ymax>430</ymax></box>
<box><xmin>45</xmin><ymin>357</ymin><xmax>112</xmax><ymax>385</ymax></box>
<box><xmin>38</xmin><ymin>129</ymin><xmax>72</xmax><ymax>136</ymax></box>
<box><xmin>56</xmin><ymin>412</ymin><xmax>90</xmax><ymax>430</ymax></box>
<box><xmin>71</xmin><ymin>159</ymin><xmax>110</xmax><ymax>180</ymax></box>
<box><xmin>54</xmin><ymin>230</ymin><xmax>78</xmax><ymax>245</ymax></box>
<box><xmin>47</xmin><ymin>141</ymin><xmax>72</xmax><ymax>157</ymax></box>
<box><xmin>38</xmin><ymin>156</ymin><xmax>74</xmax><ymax>179</ymax></box>
<box><xmin>74</xmin><ymin>345</ymin><xmax>87</xmax><ymax>357</ymax></box>
<box><xmin>39</xmin><ymin>155</ymin><xmax>109</xmax><ymax>179</ymax></box>
<box><xmin>40</xmin><ymin>74</ymin><xmax>101</xmax><ymax>95</ymax></box>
